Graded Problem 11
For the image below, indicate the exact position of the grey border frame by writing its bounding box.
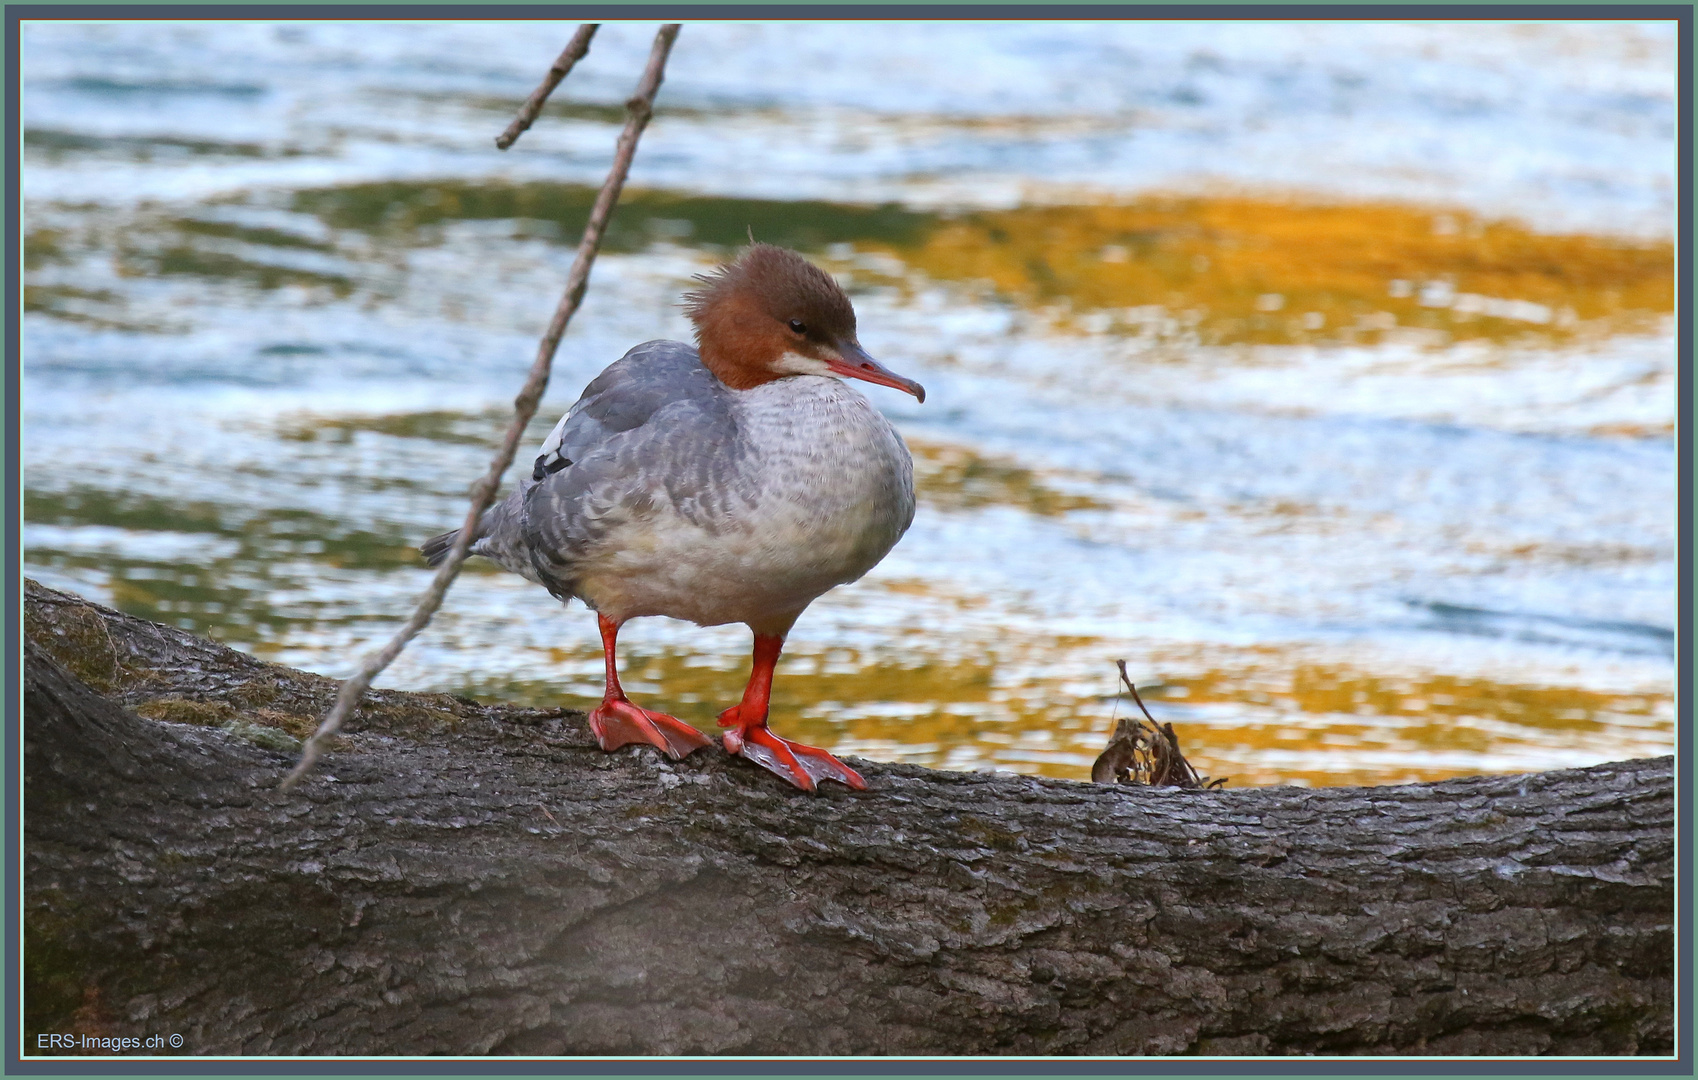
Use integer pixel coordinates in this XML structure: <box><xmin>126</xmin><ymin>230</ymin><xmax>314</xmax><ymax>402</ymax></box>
<box><xmin>4</xmin><ymin>4</ymin><xmax>1689</xmax><ymax>1075</ymax></box>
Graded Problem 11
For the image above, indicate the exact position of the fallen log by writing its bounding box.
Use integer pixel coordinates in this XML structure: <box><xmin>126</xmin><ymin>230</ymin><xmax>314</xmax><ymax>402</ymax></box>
<box><xmin>22</xmin><ymin>579</ymin><xmax>1673</xmax><ymax>1056</ymax></box>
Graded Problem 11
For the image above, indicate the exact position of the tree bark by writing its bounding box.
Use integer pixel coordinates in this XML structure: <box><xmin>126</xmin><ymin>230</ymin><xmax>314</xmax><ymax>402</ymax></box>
<box><xmin>22</xmin><ymin>579</ymin><xmax>1673</xmax><ymax>1056</ymax></box>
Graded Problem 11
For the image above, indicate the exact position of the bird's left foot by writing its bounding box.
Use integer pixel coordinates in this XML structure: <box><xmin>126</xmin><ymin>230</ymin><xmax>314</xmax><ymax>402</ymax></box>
<box><xmin>718</xmin><ymin>706</ymin><xmax>867</xmax><ymax>793</ymax></box>
<box><xmin>589</xmin><ymin>696</ymin><xmax>712</xmax><ymax>760</ymax></box>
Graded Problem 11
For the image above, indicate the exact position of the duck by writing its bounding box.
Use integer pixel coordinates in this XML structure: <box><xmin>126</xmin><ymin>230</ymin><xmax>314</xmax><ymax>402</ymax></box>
<box><xmin>422</xmin><ymin>244</ymin><xmax>925</xmax><ymax>792</ymax></box>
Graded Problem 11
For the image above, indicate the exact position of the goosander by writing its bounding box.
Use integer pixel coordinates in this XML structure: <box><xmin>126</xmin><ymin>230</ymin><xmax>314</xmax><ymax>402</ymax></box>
<box><xmin>423</xmin><ymin>244</ymin><xmax>925</xmax><ymax>792</ymax></box>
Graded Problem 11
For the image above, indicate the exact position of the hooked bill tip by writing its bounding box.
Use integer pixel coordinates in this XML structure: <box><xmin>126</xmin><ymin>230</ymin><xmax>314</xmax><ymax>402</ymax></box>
<box><xmin>832</xmin><ymin>342</ymin><xmax>925</xmax><ymax>403</ymax></box>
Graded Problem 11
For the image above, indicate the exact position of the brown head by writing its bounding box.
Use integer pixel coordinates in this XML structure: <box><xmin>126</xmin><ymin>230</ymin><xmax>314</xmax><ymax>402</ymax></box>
<box><xmin>683</xmin><ymin>244</ymin><xmax>925</xmax><ymax>402</ymax></box>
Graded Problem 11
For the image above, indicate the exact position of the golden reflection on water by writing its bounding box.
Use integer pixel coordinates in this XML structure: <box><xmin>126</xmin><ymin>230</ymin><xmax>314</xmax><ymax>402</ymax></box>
<box><xmin>868</xmin><ymin>194</ymin><xmax>1673</xmax><ymax>348</ymax></box>
<box><xmin>26</xmin><ymin>184</ymin><xmax>1675</xmax><ymax>351</ymax></box>
<box><xmin>1137</xmin><ymin>661</ymin><xmax>1672</xmax><ymax>787</ymax></box>
<box><xmin>476</xmin><ymin>633</ymin><xmax>1673</xmax><ymax>790</ymax></box>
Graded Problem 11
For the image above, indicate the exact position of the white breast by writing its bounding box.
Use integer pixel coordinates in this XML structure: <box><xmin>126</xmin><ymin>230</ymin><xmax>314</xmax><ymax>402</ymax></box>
<box><xmin>577</xmin><ymin>377</ymin><xmax>915</xmax><ymax>632</ymax></box>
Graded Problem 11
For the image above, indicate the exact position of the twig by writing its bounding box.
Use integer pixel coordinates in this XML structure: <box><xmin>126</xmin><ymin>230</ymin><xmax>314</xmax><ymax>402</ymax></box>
<box><xmin>495</xmin><ymin>24</ymin><xmax>599</xmax><ymax>151</ymax></box>
<box><xmin>1116</xmin><ymin>659</ymin><xmax>1158</xmax><ymax>726</ymax></box>
<box><xmin>281</xmin><ymin>24</ymin><xmax>683</xmax><ymax>791</ymax></box>
<box><xmin>1094</xmin><ymin>660</ymin><xmax>1228</xmax><ymax>789</ymax></box>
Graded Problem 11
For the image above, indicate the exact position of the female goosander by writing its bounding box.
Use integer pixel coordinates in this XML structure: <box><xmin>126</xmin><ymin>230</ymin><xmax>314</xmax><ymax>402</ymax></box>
<box><xmin>423</xmin><ymin>244</ymin><xmax>925</xmax><ymax>792</ymax></box>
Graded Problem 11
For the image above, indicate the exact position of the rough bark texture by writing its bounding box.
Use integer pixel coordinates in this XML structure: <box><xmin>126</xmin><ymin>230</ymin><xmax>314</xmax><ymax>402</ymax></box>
<box><xmin>23</xmin><ymin>580</ymin><xmax>1674</xmax><ymax>1057</ymax></box>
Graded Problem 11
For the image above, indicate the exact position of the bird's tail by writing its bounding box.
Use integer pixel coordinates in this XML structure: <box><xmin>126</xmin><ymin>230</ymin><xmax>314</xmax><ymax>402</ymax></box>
<box><xmin>420</xmin><ymin>529</ymin><xmax>461</xmax><ymax>568</ymax></box>
<box><xmin>421</xmin><ymin>496</ymin><xmax>517</xmax><ymax>568</ymax></box>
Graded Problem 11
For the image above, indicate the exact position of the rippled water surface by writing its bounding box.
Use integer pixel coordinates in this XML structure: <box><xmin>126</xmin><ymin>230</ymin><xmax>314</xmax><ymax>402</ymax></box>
<box><xmin>22</xmin><ymin>21</ymin><xmax>1678</xmax><ymax>786</ymax></box>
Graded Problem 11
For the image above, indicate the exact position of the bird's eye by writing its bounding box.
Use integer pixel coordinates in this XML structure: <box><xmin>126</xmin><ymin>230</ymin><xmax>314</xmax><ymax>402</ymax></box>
<box><xmin>788</xmin><ymin>319</ymin><xmax>806</xmax><ymax>334</ymax></box>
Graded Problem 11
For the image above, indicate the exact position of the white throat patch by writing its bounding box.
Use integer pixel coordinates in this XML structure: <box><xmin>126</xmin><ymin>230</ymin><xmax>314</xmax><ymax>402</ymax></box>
<box><xmin>771</xmin><ymin>350</ymin><xmax>835</xmax><ymax>378</ymax></box>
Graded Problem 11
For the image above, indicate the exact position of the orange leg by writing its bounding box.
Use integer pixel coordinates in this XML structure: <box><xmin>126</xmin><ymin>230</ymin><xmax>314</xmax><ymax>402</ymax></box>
<box><xmin>586</xmin><ymin>614</ymin><xmax>711</xmax><ymax>760</ymax></box>
<box><xmin>718</xmin><ymin>633</ymin><xmax>866</xmax><ymax>793</ymax></box>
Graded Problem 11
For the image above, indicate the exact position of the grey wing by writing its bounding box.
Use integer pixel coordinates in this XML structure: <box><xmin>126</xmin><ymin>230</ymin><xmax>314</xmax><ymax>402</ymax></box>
<box><xmin>423</xmin><ymin>342</ymin><xmax>726</xmax><ymax>581</ymax></box>
<box><xmin>528</xmin><ymin>340</ymin><xmax>719</xmax><ymax>481</ymax></box>
<box><xmin>515</xmin><ymin>341</ymin><xmax>746</xmax><ymax>595</ymax></box>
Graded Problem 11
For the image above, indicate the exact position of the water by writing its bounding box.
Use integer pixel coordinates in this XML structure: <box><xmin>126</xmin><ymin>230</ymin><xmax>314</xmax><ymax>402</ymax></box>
<box><xmin>21</xmin><ymin>20</ymin><xmax>1677</xmax><ymax>787</ymax></box>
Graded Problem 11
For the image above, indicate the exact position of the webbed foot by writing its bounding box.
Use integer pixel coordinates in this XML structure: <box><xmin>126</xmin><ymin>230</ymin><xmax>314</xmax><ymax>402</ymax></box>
<box><xmin>589</xmin><ymin>697</ymin><xmax>712</xmax><ymax>760</ymax></box>
<box><xmin>718</xmin><ymin>705</ymin><xmax>866</xmax><ymax>792</ymax></box>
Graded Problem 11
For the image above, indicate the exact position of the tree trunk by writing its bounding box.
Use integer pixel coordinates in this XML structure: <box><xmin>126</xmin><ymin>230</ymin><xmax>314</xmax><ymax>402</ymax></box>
<box><xmin>22</xmin><ymin>579</ymin><xmax>1673</xmax><ymax>1056</ymax></box>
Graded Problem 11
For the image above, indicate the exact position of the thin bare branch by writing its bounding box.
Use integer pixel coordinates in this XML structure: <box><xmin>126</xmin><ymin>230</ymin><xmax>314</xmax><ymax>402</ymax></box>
<box><xmin>495</xmin><ymin>24</ymin><xmax>599</xmax><ymax>151</ymax></box>
<box><xmin>282</xmin><ymin>24</ymin><xmax>683</xmax><ymax>791</ymax></box>
<box><xmin>1116</xmin><ymin>657</ymin><xmax>1158</xmax><ymax>725</ymax></box>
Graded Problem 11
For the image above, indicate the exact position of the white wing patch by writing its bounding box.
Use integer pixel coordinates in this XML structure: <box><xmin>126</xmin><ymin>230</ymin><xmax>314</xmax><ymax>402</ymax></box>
<box><xmin>531</xmin><ymin>411</ymin><xmax>574</xmax><ymax>481</ymax></box>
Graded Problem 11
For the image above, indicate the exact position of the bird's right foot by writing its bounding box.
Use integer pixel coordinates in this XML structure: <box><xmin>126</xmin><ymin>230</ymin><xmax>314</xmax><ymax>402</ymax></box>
<box><xmin>588</xmin><ymin>697</ymin><xmax>712</xmax><ymax>760</ymax></box>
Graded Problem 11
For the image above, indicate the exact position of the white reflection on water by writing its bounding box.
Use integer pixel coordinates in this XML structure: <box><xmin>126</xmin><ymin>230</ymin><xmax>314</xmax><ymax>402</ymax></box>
<box><xmin>21</xmin><ymin>20</ymin><xmax>1676</xmax><ymax>785</ymax></box>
